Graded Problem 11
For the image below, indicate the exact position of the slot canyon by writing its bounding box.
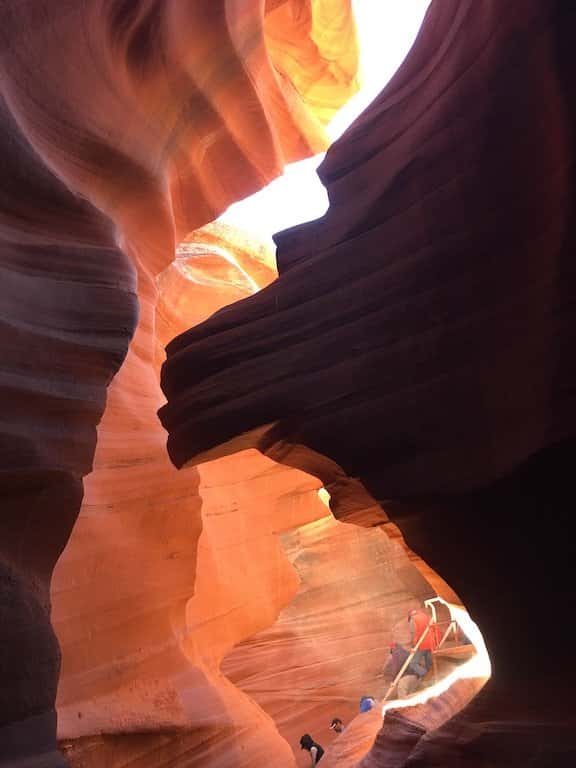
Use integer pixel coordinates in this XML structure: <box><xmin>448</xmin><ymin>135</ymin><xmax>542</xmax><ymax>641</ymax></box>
<box><xmin>1</xmin><ymin>1</ymin><xmax>575</xmax><ymax>767</ymax></box>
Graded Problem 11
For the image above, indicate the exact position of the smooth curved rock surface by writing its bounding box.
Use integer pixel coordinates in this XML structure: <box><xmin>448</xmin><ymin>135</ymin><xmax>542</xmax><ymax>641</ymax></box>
<box><xmin>162</xmin><ymin>0</ymin><xmax>576</xmax><ymax>495</ymax></box>
<box><xmin>57</xmin><ymin>449</ymin><xmax>328</xmax><ymax>768</ymax></box>
<box><xmin>0</xmin><ymin>91</ymin><xmax>137</xmax><ymax>761</ymax></box>
<box><xmin>160</xmin><ymin>0</ymin><xmax>576</xmax><ymax>764</ymax></box>
<box><xmin>53</xmin><ymin>225</ymin><xmax>327</xmax><ymax>767</ymax></box>
<box><xmin>55</xmin><ymin>222</ymin><xmax>455</xmax><ymax>766</ymax></box>
<box><xmin>1</xmin><ymin>1</ymin><xmax>358</xmax><ymax>764</ymax></box>
<box><xmin>222</xmin><ymin>512</ymin><xmax>439</xmax><ymax>762</ymax></box>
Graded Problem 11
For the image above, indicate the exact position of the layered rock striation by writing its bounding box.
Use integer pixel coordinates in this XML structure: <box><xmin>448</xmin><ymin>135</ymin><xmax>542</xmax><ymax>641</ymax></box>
<box><xmin>160</xmin><ymin>0</ymin><xmax>576</xmax><ymax>764</ymax></box>
<box><xmin>1</xmin><ymin>2</ymin><xmax>358</xmax><ymax>764</ymax></box>
<box><xmin>54</xmin><ymin>221</ymin><xmax>453</xmax><ymax>766</ymax></box>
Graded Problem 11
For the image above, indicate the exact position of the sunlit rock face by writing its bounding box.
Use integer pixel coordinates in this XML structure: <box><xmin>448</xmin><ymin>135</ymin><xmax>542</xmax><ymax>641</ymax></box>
<box><xmin>338</xmin><ymin>676</ymin><xmax>483</xmax><ymax>768</ymax></box>
<box><xmin>156</xmin><ymin>222</ymin><xmax>278</xmax><ymax>353</ymax></box>
<box><xmin>56</xmin><ymin>449</ymin><xmax>327</xmax><ymax>768</ymax></box>
<box><xmin>52</xmin><ymin>224</ymin><xmax>302</xmax><ymax>768</ymax></box>
<box><xmin>50</xmin><ymin>222</ymin><xmax>335</xmax><ymax>768</ymax></box>
<box><xmin>54</xmin><ymin>223</ymin><xmax>452</xmax><ymax>767</ymax></box>
<box><xmin>222</xmin><ymin>513</ymin><xmax>438</xmax><ymax>763</ymax></box>
<box><xmin>0</xmin><ymin>1</ymin><xmax>358</xmax><ymax>764</ymax></box>
<box><xmin>161</xmin><ymin>0</ymin><xmax>576</xmax><ymax>764</ymax></box>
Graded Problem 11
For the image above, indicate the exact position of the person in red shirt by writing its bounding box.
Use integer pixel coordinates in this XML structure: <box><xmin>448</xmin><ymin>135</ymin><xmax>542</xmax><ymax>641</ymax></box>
<box><xmin>408</xmin><ymin>608</ymin><xmax>437</xmax><ymax>673</ymax></box>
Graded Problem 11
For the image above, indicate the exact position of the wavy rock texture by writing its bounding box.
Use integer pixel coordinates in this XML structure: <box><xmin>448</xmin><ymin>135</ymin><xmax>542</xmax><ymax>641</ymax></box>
<box><xmin>161</xmin><ymin>0</ymin><xmax>576</xmax><ymax>765</ymax></box>
<box><xmin>57</xmin><ymin>449</ymin><xmax>328</xmax><ymax>768</ymax></box>
<box><xmin>0</xmin><ymin>94</ymin><xmax>137</xmax><ymax>768</ymax></box>
<box><xmin>342</xmin><ymin>677</ymin><xmax>483</xmax><ymax>768</ymax></box>
<box><xmin>51</xmin><ymin>223</ymin><xmax>331</xmax><ymax>768</ymax></box>
<box><xmin>221</xmin><ymin>511</ymin><xmax>439</xmax><ymax>765</ymax></box>
<box><xmin>0</xmin><ymin>1</ymin><xmax>358</xmax><ymax>765</ymax></box>
<box><xmin>55</xmin><ymin>225</ymin><xmax>453</xmax><ymax>767</ymax></box>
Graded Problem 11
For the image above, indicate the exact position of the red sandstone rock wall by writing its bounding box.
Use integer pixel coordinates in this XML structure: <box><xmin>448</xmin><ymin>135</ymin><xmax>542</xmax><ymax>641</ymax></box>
<box><xmin>54</xmin><ymin>221</ymin><xmax>448</xmax><ymax>766</ymax></box>
<box><xmin>0</xmin><ymin>2</ymin><xmax>358</xmax><ymax>764</ymax></box>
<box><xmin>58</xmin><ymin>449</ymin><xmax>327</xmax><ymax>768</ymax></box>
<box><xmin>222</xmin><ymin>513</ymin><xmax>436</xmax><ymax>764</ymax></box>
<box><xmin>52</xmin><ymin>225</ymin><xmax>325</xmax><ymax>767</ymax></box>
<box><xmin>160</xmin><ymin>1</ymin><xmax>576</xmax><ymax>765</ymax></box>
<box><xmin>5</xmin><ymin>0</ymin><xmax>576</xmax><ymax>765</ymax></box>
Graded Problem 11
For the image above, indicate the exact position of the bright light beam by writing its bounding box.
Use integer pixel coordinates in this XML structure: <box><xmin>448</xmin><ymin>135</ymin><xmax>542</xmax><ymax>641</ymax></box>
<box><xmin>219</xmin><ymin>1</ymin><xmax>431</xmax><ymax>245</ymax></box>
<box><xmin>381</xmin><ymin>597</ymin><xmax>491</xmax><ymax>715</ymax></box>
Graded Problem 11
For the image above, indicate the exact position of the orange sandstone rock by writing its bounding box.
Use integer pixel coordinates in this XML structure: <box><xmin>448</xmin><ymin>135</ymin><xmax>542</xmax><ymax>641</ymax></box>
<box><xmin>1</xmin><ymin>2</ymin><xmax>359</xmax><ymax>764</ymax></box>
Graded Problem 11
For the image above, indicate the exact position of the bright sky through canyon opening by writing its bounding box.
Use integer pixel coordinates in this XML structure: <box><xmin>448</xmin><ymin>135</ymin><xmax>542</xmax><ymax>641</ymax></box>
<box><xmin>219</xmin><ymin>1</ymin><xmax>431</xmax><ymax>244</ymax></box>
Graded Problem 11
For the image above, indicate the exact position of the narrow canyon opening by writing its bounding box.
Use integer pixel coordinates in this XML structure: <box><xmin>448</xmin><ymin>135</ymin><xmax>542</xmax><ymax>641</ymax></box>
<box><xmin>4</xmin><ymin>1</ymin><xmax>574</xmax><ymax>767</ymax></box>
<box><xmin>148</xmin><ymin>0</ymin><xmax>497</xmax><ymax>739</ymax></box>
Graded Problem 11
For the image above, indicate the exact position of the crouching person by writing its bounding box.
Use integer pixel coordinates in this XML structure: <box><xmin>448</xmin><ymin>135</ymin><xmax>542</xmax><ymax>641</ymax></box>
<box><xmin>299</xmin><ymin>734</ymin><xmax>325</xmax><ymax>765</ymax></box>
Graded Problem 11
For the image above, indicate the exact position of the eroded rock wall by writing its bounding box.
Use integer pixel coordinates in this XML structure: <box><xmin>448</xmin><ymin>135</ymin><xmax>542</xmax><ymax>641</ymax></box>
<box><xmin>222</xmin><ymin>512</ymin><xmax>437</xmax><ymax>763</ymax></box>
<box><xmin>57</xmin><ymin>449</ymin><xmax>328</xmax><ymax>768</ymax></box>
<box><xmin>54</xmin><ymin>222</ymin><xmax>450</xmax><ymax>766</ymax></box>
<box><xmin>0</xmin><ymin>2</ymin><xmax>358</xmax><ymax>764</ymax></box>
<box><xmin>160</xmin><ymin>0</ymin><xmax>576</xmax><ymax>764</ymax></box>
<box><xmin>0</xmin><ymin>94</ymin><xmax>137</xmax><ymax>766</ymax></box>
<box><xmin>52</xmin><ymin>224</ymin><xmax>335</xmax><ymax>768</ymax></box>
